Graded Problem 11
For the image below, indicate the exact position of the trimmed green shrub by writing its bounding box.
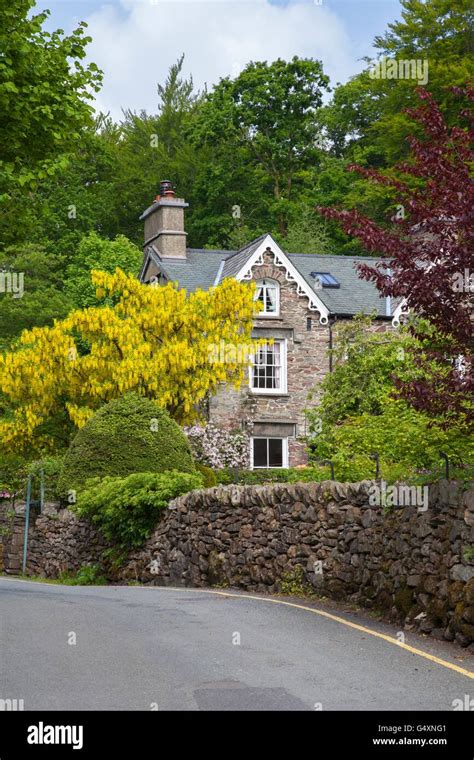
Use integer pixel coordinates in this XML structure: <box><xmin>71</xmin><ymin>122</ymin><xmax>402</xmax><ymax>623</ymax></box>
<box><xmin>195</xmin><ymin>463</ymin><xmax>217</xmax><ymax>488</ymax></box>
<box><xmin>74</xmin><ymin>470</ymin><xmax>203</xmax><ymax>548</ymax></box>
<box><xmin>58</xmin><ymin>393</ymin><xmax>195</xmax><ymax>496</ymax></box>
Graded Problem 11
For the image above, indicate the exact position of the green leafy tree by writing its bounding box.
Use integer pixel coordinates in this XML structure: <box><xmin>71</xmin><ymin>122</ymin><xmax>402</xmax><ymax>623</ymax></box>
<box><xmin>277</xmin><ymin>204</ymin><xmax>332</xmax><ymax>254</ymax></box>
<box><xmin>0</xmin><ymin>1</ymin><xmax>102</xmax><ymax>210</ymax></box>
<box><xmin>110</xmin><ymin>55</ymin><xmax>203</xmax><ymax>245</ymax></box>
<box><xmin>322</xmin><ymin>0</ymin><xmax>473</xmax><ymax>167</ymax></box>
<box><xmin>307</xmin><ymin>317</ymin><xmax>473</xmax><ymax>482</ymax></box>
<box><xmin>0</xmin><ymin>244</ymin><xmax>71</xmax><ymax>350</ymax></box>
<box><xmin>64</xmin><ymin>233</ymin><xmax>142</xmax><ymax>309</ymax></box>
<box><xmin>29</xmin><ymin>120</ymin><xmax>121</xmax><ymax>256</ymax></box>
<box><xmin>193</xmin><ymin>57</ymin><xmax>330</xmax><ymax>235</ymax></box>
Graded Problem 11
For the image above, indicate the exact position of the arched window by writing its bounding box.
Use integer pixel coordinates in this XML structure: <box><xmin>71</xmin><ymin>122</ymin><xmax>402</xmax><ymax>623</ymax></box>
<box><xmin>255</xmin><ymin>278</ymin><xmax>279</xmax><ymax>316</ymax></box>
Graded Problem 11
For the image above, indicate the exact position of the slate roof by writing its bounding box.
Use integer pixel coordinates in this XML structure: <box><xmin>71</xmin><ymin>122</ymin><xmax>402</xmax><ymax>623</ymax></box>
<box><xmin>160</xmin><ymin>249</ymin><xmax>235</xmax><ymax>292</ymax></box>
<box><xmin>141</xmin><ymin>235</ymin><xmax>395</xmax><ymax>318</ymax></box>
<box><xmin>288</xmin><ymin>253</ymin><xmax>391</xmax><ymax>316</ymax></box>
<box><xmin>220</xmin><ymin>234</ymin><xmax>269</xmax><ymax>279</ymax></box>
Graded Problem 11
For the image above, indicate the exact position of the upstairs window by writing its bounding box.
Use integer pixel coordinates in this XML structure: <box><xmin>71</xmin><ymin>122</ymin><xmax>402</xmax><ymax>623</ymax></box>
<box><xmin>250</xmin><ymin>340</ymin><xmax>287</xmax><ymax>394</ymax></box>
<box><xmin>255</xmin><ymin>279</ymin><xmax>279</xmax><ymax>315</ymax></box>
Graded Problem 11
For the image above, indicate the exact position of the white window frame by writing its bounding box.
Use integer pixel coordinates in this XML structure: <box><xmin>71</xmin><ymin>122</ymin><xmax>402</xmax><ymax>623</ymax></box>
<box><xmin>250</xmin><ymin>436</ymin><xmax>289</xmax><ymax>469</ymax></box>
<box><xmin>254</xmin><ymin>278</ymin><xmax>280</xmax><ymax>317</ymax></box>
<box><xmin>249</xmin><ymin>339</ymin><xmax>287</xmax><ymax>394</ymax></box>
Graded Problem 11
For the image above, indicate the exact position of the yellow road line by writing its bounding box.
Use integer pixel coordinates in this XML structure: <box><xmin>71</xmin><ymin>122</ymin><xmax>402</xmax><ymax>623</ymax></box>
<box><xmin>3</xmin><ymin>577</ymin><xmax>473</xmax><ymax>680</ymax></box>
<box><xmin>136</xmin><ymin>585</ymin><xmax>474</xmax><ymax>681</ymax></box>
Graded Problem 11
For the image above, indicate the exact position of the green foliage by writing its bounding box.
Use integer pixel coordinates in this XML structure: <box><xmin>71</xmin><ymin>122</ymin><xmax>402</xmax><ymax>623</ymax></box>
<box><xmin>0</xmin><ymin>451</ymin><xmax>27</xmax><ymax>497</ymax></box>
<box><xmin>58</xmin><ymin>393</ymin><xmax>196</xmax><ymax>496</ymax></box>
<box><xmin>309</xmin><ymin>315</ymin><xmax>416</xmax><ymax>425</ymax></box>
<box><xmin>276</xmin><ymin>204</ymin><xmax>332</xmax><ymax>254</ymax></box>
<box><xmin>75</xmin><ymin>470</ymin><xmax>203</xmax><ymax>549</ymax></box>
<box><xmin>306</xmin><ymin>317</ymin><xmax>473</xmax><ymax>483</ymax></box>
<box><xmin>279</xmin><ymin>565</ymin><xmax>313</xmax><ymax>597</ymax></box>
<box><xmin>463</xmin><ymin>546</ymin><xmax>474</xmax><ymax>563</ymax></box>
<box><xmin>322</xmin><ymin>0</ymin><xmax>473</xmax><ymax>167</ymax></box>
<box><xmin>21</xmin><ymin>122</ymin><xmax>122</xmax><ymax>255</ymax></box>
<box><xmin>0</xmin><ymin>1</ymin><xmax>102</xmax><ymax>207</ymax></box>
<box><xmin>195</xmin><ymin>463</ymin><xmax>217</xmax><ymax>488</ymax></box>
<box><xmin>193</xmin><ymin>56</ymin><xmax>330</xmax><ymax>235</ymax></box>
<box><xmin>64</xmin><ymin>233</ymin><xmax>142</xmax><ymax>308</ymax></box>
<box><xmin>108</xmin><ymin>54</ymin><xmax>203</xmax><ymax>245</ymax></box>
<box><xmin>0</xmin><ymin>244</ymin><xmax>72</xmax><ymax>349</ymax></box>
<box><xmin>215</xmin><ymin>466</ymin><xmax>333</xmax><ymax>486</ymax></box>
<box><xmin>57</xmin><ymin>564</ymin><xmax>107</xmax><ymax>586</ymax></box>
<box><xmin>27</xmin><ymin>455</ymin><xmax>64</xmax><ymax>502</ymax></box>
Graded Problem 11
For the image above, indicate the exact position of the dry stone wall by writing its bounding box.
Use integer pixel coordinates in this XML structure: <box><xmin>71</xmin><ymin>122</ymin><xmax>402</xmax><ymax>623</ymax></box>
<box><xmin>1</xmin><ymin>480</ymin><xmax>473</xmax><ymax>647</ymax></box>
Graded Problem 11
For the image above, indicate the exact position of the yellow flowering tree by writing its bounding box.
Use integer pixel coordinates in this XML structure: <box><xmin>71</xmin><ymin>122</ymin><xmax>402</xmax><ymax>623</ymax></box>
<box><xmin>0</xmin><ymin>268</ymin><xmax>259</xmax><ymax>452</ymax></box>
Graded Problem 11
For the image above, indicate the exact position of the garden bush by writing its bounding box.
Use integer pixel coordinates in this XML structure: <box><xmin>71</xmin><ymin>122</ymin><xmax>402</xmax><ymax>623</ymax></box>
<box><xmin>195</xmin><ymin>463</ymin><xmax>217</xmax><ymax>488</ymax></box>
<box><xmin>306</xmin><ymin>317</ymin><xmax>473</xmax><ymax>484</ymax></box>
<box><xmin>58</xmin><ymin>393</ymin><xmax>195</xmax><ymax>496</ymax></box>
<box><xmin>74</xmin><ymin>470</ymin><xmax>203</xmax><ymax>549</ymax></box>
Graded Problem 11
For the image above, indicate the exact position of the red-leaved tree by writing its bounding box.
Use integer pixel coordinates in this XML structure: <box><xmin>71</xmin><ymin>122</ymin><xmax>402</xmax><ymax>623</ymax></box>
<box><xmin>319</xmin><ymin>87</ymin><xmax>473</xmax><ymax>422</ymax></box>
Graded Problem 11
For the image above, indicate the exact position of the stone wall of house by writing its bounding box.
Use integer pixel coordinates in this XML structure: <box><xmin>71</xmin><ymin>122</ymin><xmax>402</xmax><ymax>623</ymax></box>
<box><xmin>208</xmin><ymin>248</ymin><xmax>393</xmax><ymax>467</ymax></box>
<box><xmin>4</xmin><ymin>480</ymin><xmax>473</xmax><ymax>647</ymax></box>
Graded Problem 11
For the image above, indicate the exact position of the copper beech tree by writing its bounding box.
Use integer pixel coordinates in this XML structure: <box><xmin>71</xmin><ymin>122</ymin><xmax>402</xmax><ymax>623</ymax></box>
<box><xmin>320</xmin><ymin>87</ymin><xmax>473</xmax><ymax>422</ymax></box>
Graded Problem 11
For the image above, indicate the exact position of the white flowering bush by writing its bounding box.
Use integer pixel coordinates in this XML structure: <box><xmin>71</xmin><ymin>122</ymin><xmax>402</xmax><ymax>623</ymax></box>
<box><xmin>184</xmin><ymin>423</ymin><xmax>249</xmax><ymax>469</ymax></box>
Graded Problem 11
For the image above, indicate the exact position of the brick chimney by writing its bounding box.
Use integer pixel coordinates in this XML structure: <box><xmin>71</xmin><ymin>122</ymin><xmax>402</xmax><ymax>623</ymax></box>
<box><xmin>140</xmin><ymin>180</ymin><xmax>189</xmax><ymax>259</ymax></box>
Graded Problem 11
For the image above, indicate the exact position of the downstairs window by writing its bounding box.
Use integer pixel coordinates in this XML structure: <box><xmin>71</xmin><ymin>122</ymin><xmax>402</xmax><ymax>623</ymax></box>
<box><xmin>251</xmin><ymin>437</ymin><xmax>288</xmax><ymax>469</ymax></box>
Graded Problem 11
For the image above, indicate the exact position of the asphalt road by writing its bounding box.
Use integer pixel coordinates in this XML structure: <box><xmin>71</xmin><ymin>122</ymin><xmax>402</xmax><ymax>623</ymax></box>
<box><xmin>0</xmin><ymin>578</ymin><xmax>472</xmax><ymax>711</ymax></box>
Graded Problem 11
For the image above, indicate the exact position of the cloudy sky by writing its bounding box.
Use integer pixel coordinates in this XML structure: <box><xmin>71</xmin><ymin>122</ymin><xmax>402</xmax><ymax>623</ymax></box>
<box><xmin>37</xmin><ymin>0</ymin><xmax>402</xmax><ymax>120</ymax></box>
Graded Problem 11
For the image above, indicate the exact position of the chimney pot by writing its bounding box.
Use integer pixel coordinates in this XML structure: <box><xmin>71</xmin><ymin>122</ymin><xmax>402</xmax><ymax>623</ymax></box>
<box><xmin>159</xmin><ymin>179</ymin><xmax>175</xmax><ymax>199</ymax></box>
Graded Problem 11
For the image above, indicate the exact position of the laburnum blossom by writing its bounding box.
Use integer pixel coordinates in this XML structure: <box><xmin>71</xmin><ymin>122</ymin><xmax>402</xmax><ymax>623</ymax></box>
<box><xmin>0</xmin><ymin>269</ymin><xmax>258</xmax><ymax>451</ymax></box>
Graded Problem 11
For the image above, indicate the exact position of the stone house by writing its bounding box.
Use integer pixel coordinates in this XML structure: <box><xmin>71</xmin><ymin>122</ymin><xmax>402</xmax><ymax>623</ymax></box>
<box><xmin>139</xmin><ymin>182</ymin><xmax>404</xmax><ymax>469</ymax></box>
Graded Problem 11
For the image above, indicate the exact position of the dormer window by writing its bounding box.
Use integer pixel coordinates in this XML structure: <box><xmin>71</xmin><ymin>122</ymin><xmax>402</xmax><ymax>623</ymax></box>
<box><xmin>255</xmin><ymin>279</ymin><xmax>279</xmax><ymax>316</ymax></box>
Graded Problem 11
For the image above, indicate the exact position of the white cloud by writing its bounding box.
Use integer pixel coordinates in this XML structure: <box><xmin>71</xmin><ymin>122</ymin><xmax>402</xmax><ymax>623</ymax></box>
<box><xmin>84</xmin><ymin>0</ymin><xmax>356</xmax><ymax>120</ymax></box>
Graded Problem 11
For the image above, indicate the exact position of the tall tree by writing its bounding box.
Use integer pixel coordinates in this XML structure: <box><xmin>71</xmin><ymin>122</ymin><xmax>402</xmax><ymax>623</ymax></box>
<box><xmin>193</xmin><ymin>57</ymin><xmax>330</xmax><ymax>235</ymax></box>
<box><xmin>322</xmin><ymin>0</ymin><xmax>473</xmax><ymax>167</ymax></box>
<box><xmin>320</xmin><ymin>88</ymin><xmax>473</xmax><ymax>421</ymax></box>
<box><xmin>112</xmin><ymin>55</ymin><xmax>203</xmax><ymax>244</ymax></box>
<box><xmin>0</xmin><ymin>1</ymin><xmax>102</xmax><ymax>210</ymax></box>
